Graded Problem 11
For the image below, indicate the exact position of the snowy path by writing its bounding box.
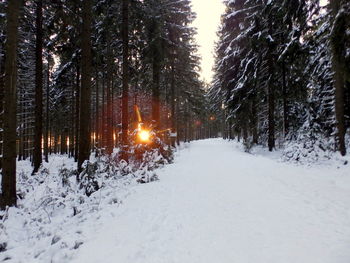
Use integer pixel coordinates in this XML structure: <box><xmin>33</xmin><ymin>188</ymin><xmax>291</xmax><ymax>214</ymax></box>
<box><xmin>73</xmin><ymin>139</ymin><xmax>350</xmax><ymax>263</ymax></box>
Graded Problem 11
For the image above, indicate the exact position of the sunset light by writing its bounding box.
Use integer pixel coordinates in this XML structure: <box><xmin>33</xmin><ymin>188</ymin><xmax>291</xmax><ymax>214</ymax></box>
<box><xmin>191</xmin><ymin>0</ymin><xmax>225</xmax><ymax>83</ymax></box>
<box><xmin>138</xmin><ymin>129</ymin><xmax>151</xmax><ymax>143</ymax></box>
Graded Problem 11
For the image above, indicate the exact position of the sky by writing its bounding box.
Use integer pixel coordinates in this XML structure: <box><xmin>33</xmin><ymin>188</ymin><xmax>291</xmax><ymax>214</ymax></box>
<box><xmin>191</xmin><ymin>0</ymin><xmax>225</xmax><ymax>83</ymax></box>
<box><xmin>191</xmin><ymin>0</ymin><xmax>328</xmax><ymax>83</ymax></box>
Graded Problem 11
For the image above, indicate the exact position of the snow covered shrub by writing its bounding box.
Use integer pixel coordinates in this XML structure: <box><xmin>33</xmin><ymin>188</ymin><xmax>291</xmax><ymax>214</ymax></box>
<box><xmin>282</xmin><ymin>121</ymin><xmax>335</xmax><ymax>163</ymax></box>
<box><xmin>128</xmin><ymin>130</ymin><xmax>173</xmax><ymax>183</ymax></box>
<box><xmin>78</xmin><ymin>161</ymin><xmax>100</xmax><ymax>197</ymax></box>
<box><xmin>58</xmin><ymin>165</ymin><xmax>74</xmax><ymax>187</ymax></box>
<box><xmin>243</xmin><ymin>137</ymin><xmax>254</xmax><ymax>153</ymax></box>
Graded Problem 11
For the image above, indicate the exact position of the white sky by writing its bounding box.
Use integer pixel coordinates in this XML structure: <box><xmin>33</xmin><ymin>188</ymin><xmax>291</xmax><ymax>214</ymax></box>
<box><xmin>191</xmin><ymin>0</ymin><xmax>328</xmax><ymax>83</ymax></box>
<box><xmin>191</xmin><ymin>0</ymin><xmax>225</xmax><ymax>83</ymax></box>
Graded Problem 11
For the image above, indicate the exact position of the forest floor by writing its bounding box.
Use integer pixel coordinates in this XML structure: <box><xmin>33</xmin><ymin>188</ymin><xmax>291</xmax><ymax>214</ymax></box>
<box><xmin>70</xmin><ymin>138</ymin><xmax>350</xmax><ymax>263</ymax></box>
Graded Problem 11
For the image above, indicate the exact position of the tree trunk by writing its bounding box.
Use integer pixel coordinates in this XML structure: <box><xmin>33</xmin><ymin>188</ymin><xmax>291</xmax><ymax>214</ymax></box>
<box><xmin>282</xmin><ymin>61</ymin><xmax>289</xmax><ymax>137</ymax></box>
<box><xmin>1</xmin><ymin>0</ymin><xmax>21</xmax><ymax>209</ymax></box>
<box><xmin>121</xmin><ymin>0</ymin><xmax>129</xmax><ymax>162</ymax></box>
<box><xmin>268</xmin><ymin>79</ymin><xmax>275</xmax><ymax>151</ymax></box>
<box><xmin>33</xmin><ymin>0</ymin><xmax>43</xmax><ymax>174</ymax></box>
<box><xmin>44</xmin><ymin>55</ymin><xmax>50</xmax><ymax>163</ymax></box>
<box><xmin>152</xmin><ymin>58</ymin><xmax>161</xmax><ymax>129</ymax></box>
<box><xmin>170</xmin><ymin>58</ymin><xmax>176</xmax><ymax>147</ymax></box>
<box><xmin>330</xmin><ymin>0</ymin><xmax>347</xmax><ymax>156</ymax></box>
<box><xmin>75</xmin><ymin>64</ymin><xmax>80</xmax><ymax>162</ymax></box>
<box><xmin>0</xmin><ymin>28</ymin><xmax>4</xmax><ymax>170</ymax></box>
<box><xmin>267</xmin><ymin>21</ymin><xmax>275</xmax><ymax>152</ymax></box>
<box><xmin>95</xmin><ymin>66</ymin><xmax>99</xmax><ymax>156</ymax></box>
<box><xmin>106</xmin><ymin>39</ymin><xmax>114</xmax><ymax>154</ymax></box>
<box><xmin>78</xmin><ymin>0</ymin><xmax>92</xmax><ymax>172</ymax></box>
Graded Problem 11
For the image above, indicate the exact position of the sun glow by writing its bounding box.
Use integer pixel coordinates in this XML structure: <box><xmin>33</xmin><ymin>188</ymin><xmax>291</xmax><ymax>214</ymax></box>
<box><xmin>138</xmin><ymin>129</ymin><xmax>151</xmax><ymax>143</ymax></box>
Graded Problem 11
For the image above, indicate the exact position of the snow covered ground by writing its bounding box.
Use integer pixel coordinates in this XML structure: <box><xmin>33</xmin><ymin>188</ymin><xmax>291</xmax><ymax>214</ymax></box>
<box><xmin>1</xmin><ymin>139</ymin><xmax>350</xmax><ymax>263</ymax></box>
<box><xmin>72</xmin><ymin>139</ymin><xmax>350</xmax><ymax>263</ymax></box>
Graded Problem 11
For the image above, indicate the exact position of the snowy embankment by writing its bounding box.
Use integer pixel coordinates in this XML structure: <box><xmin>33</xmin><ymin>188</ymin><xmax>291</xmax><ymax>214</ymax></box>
<box><xmin>1</xmin><ymin>139</ymin><xmax>350</xmax><ymax>263</ymax></box>
<box><xmin>0</xmin><ymin>148</ymin><xmax>171</xmax><ymax>263</ymax></box>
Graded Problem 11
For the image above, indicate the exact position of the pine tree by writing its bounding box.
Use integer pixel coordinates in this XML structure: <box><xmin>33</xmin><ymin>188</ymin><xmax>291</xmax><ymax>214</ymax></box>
<box><xmin>78</xmin><ymin>0</ymin><xmax>92</xmax><ymax>172</ymax></box>
<box><xmin>33</xmin><ymin>0</ymin><xmax>43</xmax><ymax>174</ymax></box>
<box><xmin>1</xmin><ymin>0</ymin><xmax>22</xmax><ymax>209</ymax></box>
<box><xmin>121</xmin><ymin>0</ymin><xmax>130</xmax><ymax>161</ymax></box>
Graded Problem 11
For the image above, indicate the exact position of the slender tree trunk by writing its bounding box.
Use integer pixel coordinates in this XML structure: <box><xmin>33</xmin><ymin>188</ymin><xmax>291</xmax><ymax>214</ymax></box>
<box><xmin>268</xmin><ymin>79</ymin><xmax>275</xmax><ymax>151</ymax></box>
<box><xmin>106</xmin><ymin>40</ymin><xmax>114</xmax><ymax>154</ymax></box>
<box><xmin>121</xmin><ymin>0</ymin><xmax>129</xmax><ymax>162</ymax></box>
<box><xmin>152</xmin><ymin>58</ymin><xmax>161</xmax><ymax>129</ymax></box>
<box><xmin>101</xmin><ymin>74</ymin><xmax>106</xmax><ymax>148</ymax></box>
<box><xmin>78</xmin><ymin>0</ymin><xmax>92</xmax><ymax>172</ymax></box>
<box><xmin>170</xmin><ymin>58</ymin><xmax>176</xmax><ymax>147</ymax></box>
<box><xmin>95</xmin><ymin>66</ymin><xmax>99</xmax><ymax>156</ymax></box>
<box><xmin>75</xmin><ymin>64</ymin><xmax>80</xmax><ymax>162</ymax></box>
<box><xmin>33</xmin><ymin>0</ymin><xmax>43</xmax><ymax>174</ymax></box>
<box><xmin>267</xmin><ymin>22</ymin><xmax>275</xmax><ymax>152</ymax></box>
<box><xmin>44</xmin><ymin>56</ymin><xmax>50</xmax><ymax>163</ymax></box>
<box><xmin>251</xmin><ymin>99</ymin><xmax>258</xmax><ymax>144</ymax></box>
<box><xmin>282</xmin><ymin>61</ymin><xmax>289</xmax><ymax>137</ymax></box>
<box><xmin>175</xmin><ymin>92</ymin><xmax>180</xmax><ymax>145</ymax></box>
<box><xmin>1</xmin><ymin>0</ymin><xmax>21</xmax><ymax>209</ymax></box>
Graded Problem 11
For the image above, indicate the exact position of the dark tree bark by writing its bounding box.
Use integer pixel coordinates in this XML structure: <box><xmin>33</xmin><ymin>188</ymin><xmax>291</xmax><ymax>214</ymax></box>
<box><xmin>33</xmin><ymin>0</ymin><xmax>43</xmax><ymax>174</ymax></box>
<box><xmin>95</xmin><ymin>66</ymin><xmax>99</xmax><ymax>156</ymax></box>
<box><xmin>78</xmin><ymin>0</ymin><xmax>92</xmax><ymax>172</ymax></box>
<box><xmin>330</xmin><ymin>0</ymin><xmax>347</xmax><ymax>156</ymax></box>
<box><xmin>121</xmin><ymin>0</ymin><xmax>129</xmax><ymax>162</ymax></box>
<box><xmin>170</xmin><ymin>57</ymin><xmax>176</xmax><ymax>147</ymax></box>
<box><xmin>267</xmin><ymin>21</ymin><xmax>275</xmax><ymax>152</ymax></box>
<box><xmin>106</xmin><ymin>39</ymin><xmax>114</xmax><ymax>154</ymax></box>
<box><xmin>44</xmin><ymin>55</ymin><xmax>50</xmax><ymax>163</ymax></box>
<box><xmin>1</xmin><ymin>0</ymin><xmax>21</xmax><ymax>209</ymax></box>
<box><xmin>152</xmin><ymin>56</ymin><xmax>161</xmax><ymax>129</ymax></box>
<box><xmin>267</xmin><ymin>79</ymin><xmax>275</xmax><ymax>151</ymax></box>
<box><xmin>0</xmin><ymin>42</ymin><xmax>3</xmax><ymax>171</ymax></box>
<box><xmin>74</xmin><ymin>64</ymin><xmax>80</xmax><ymax>162</ymax></box>
<box><xmin>282</xmin><ymin>61</ymin><xmax>289</xmax><ymax>137</ymax></box>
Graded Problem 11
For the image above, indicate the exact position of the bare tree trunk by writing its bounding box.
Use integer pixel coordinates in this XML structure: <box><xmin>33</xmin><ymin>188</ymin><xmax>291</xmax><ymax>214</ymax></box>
<box><xmin>44</xmin><ymin>55</ymin><xmax>50</xmax><ymax>163</ymax></box>
<box><xmin>0</xmin><ymin>27</ymin><xmax>4</xmax><ymax>170</ymax></box>
<box><xmin>95</xmin><ymin>66</ymin><xmax>99</xmax><ymax>156</ymax></box>
<box><xmin>268</xmin><ymin>78</ymin><xmax>275</xmax><ymax>151</ymax></box>
<box><xmin>78</xmin><ymin>0</ymin><xmax>92</xmax><ymax>172</ymax></box>
<box><xmin>33</xmin><ymin>0</ymin><xmax>43</xmax><ymax>174</ymax></box>
<box><xmin>330</xmin><ymin>0</ymin><xmax>347</xmax><ymax>156</ymax></box>
<box><xmin>267</xmin><ymin>22</ymin><xmax>275</xmax><ymax>152</ymax></box>
<box><xmin>74</xmin><ymin>64</ymin><xmax>80</xmax><ymax>162</ymax></box>
<box><xmin>282</xmin><ymin>61</ymin><xmax>289</xmax><ymax>137</ymax></box>
<box><xmin>121</xmin><ymin>0</ymin><xmax>129</xmax><ymax>162</ymax></box>
<box><xmin>170</xmin><ymin>58</ymin><xmax>176</xmax><ymax>147</ymax></box>
<box><xmin>152</xmin><ymin>58</ymin><xmax>161</xmax><ymax>129</ymax></box>
<box><xmin>106</xmin><ymin>39</ymin><xmax>114</xmax><ymax>154</ymax></box>
<box><xmin>1</xmin><ymin>0</ymin><xmax>21</xmax><ymax>209</ymax></box>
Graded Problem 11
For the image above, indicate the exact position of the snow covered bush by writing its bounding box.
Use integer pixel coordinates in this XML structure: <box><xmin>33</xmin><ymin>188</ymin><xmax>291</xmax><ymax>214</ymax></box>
<box><xmin>282</xmin><ymin>120</ymin><xmax>336</xmax><ymax>164</ymax></box>
<box><xmin>0</xmin><ymin>137</ymin><xmax>174</xmax><ymax>262</ymax></box>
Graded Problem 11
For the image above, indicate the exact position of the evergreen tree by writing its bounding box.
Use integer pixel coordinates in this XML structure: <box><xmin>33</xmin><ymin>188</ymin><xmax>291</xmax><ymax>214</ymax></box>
<box><xmin>1</xmin><ymin>0</ymin><xmax>22</xmax><ymax>209</ymax></box>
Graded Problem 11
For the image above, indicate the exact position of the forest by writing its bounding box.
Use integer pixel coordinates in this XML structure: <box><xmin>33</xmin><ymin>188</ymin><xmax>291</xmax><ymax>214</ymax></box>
<box><xmin>210</xmin><ymin>0</ymin><xmax>350</xmax><ymax>156</ymax></box>
<box><xmin>0</xmin><ymin>0</ymin><xmax>349</xmax><ymax>262</ymax></box>
<box><xmin>0</xmin><ymin>0</ymin><xmax>212</xmax><ymax>210</ymax></box>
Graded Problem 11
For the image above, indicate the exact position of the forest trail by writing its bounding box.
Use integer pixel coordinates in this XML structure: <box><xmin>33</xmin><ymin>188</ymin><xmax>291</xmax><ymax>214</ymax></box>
<box><xmin>72</xmin><ymin>139</ymin><xmax>350</xmax><ymax>263</ymax></box>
